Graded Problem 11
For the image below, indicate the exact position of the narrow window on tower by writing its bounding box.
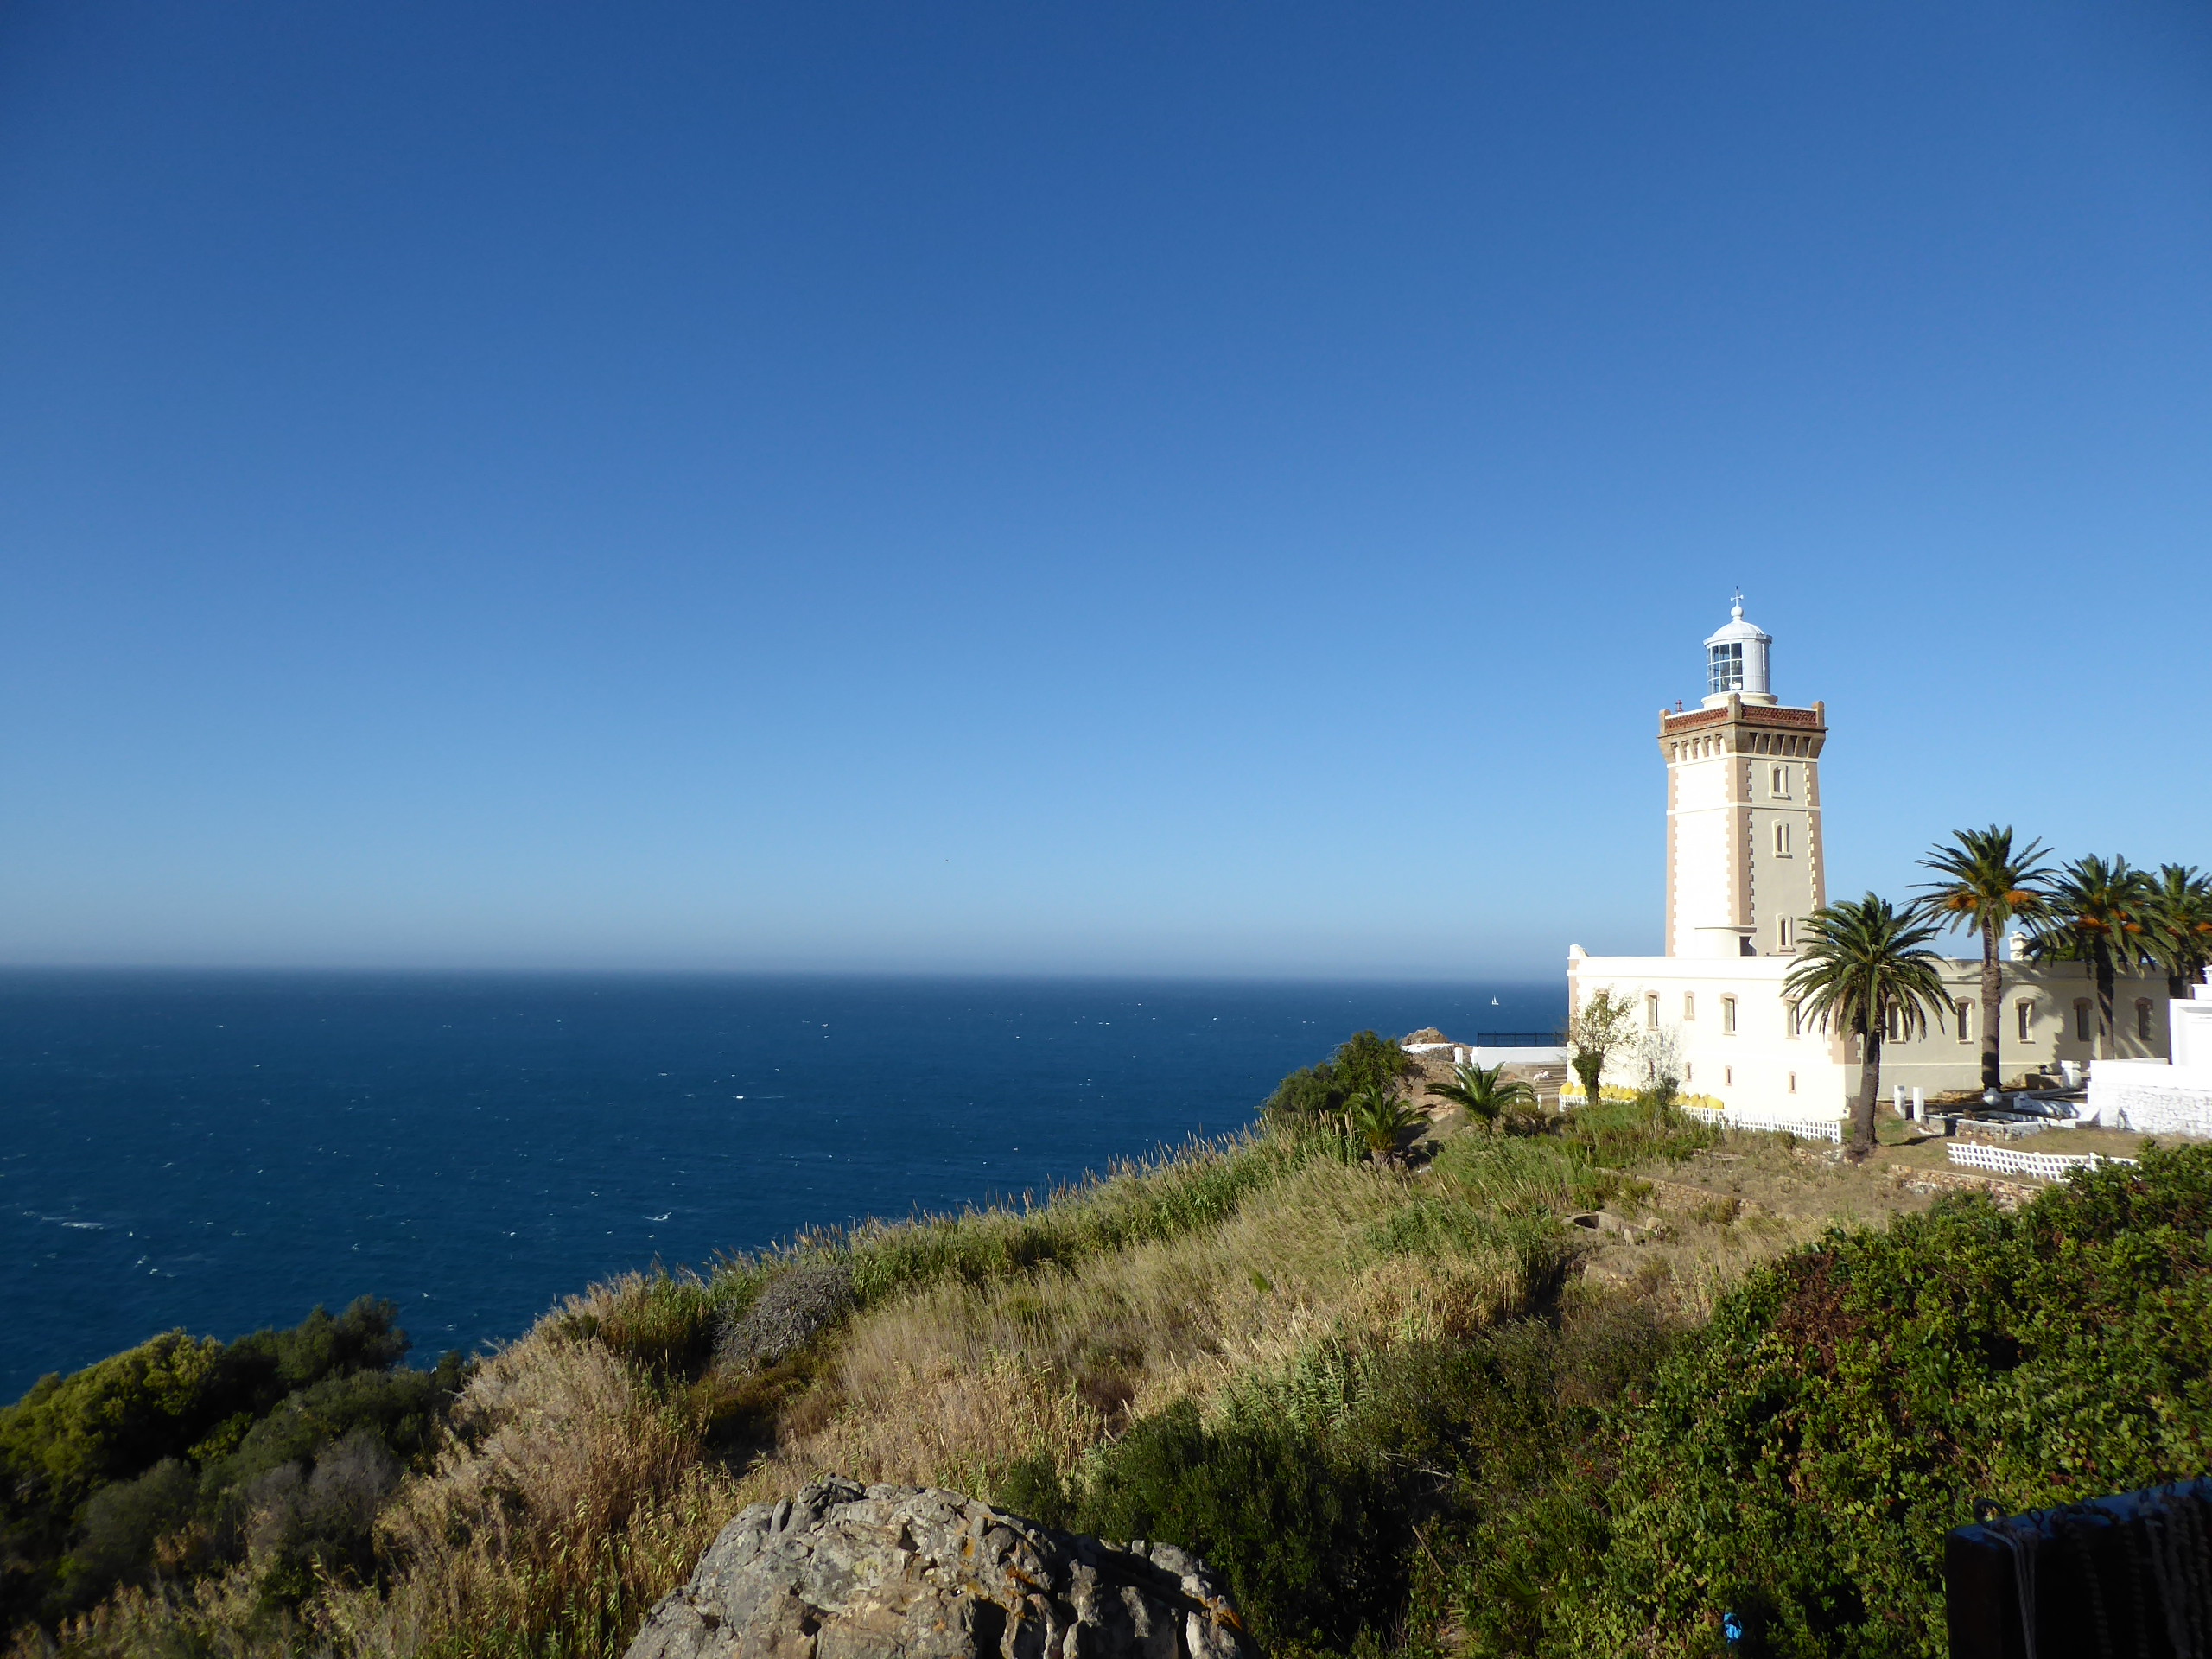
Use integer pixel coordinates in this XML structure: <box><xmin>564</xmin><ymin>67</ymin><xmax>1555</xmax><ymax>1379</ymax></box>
<box><xmin>1786</xmin><ymin>1001</ymin><xmax>1802</xmax><ymax>1038</ymax></box>
<box><xmin>1724</xmin><ymin>1065</ymin><xmax>1733</xmax><ymax>1086</ymax></box>
<box><xmin>2075</xmin><ymin>1000</ymin><xmax>2093</xmax><ymax>1042</ymax></box>
<box><xmin>1788</xmin><ymin>1071</ymin><xmax>1798</xmax><ymax>1093</ymax></box>
<box><xmin>2138</xmin><ymin>1000</ymin><xmax>2154</xmax><ymax>1041</ymax></box>
<box><xmin>1771</xmin><ymin>765</ymin><xmax>1789</xmax><ymax>797</ymax></box>
<box><xmin>1775</xmin><ymin>822</ymin><xmax>1791</xmax><ymax>856</ymax></box>
<box><xmin>1708</xmin><ymin>640</ymin><xmax>1744</xmax><ymax>696</ymax></box>
<box><xmin>1955</xmin><ymin>1001</ymin><xmax>1973</xmax><ymax>1044</ymax></box>
<box><xmin>1777</xmin><ymin>916</ymin><xmax>1793</xmax><ymax>950</ymax></box>
<box><xmin>1684</xmin><ymin>992</ymin><xmax>1696</xmax><ymax>1021</ymax></box>
<box><xmin>1645</xmin><ymin>994</ymin><xmax>1660</xmax><ymax>1030</ymax></box>
<box><xmin>1721</xmin><ymin>996</ymin><xmax>1738</xmax><ymax>1034</ymax></box>
<box><xmin>2018</xmin><ymin>1001</ymin><xmax>2033</xmax><ymax>1042</ymax></box>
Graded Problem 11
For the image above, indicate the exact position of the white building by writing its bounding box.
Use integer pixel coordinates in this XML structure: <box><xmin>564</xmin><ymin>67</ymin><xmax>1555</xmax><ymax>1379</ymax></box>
<box><xmin>2087</xmin><ymin>980</ymin><xmax>2212</xmax><ymax>1136</ymax></box>
<box><xmin>1566</xmin><ymin>602</ymin><xmax>2170</xmax><ymax>1119</ymax></box>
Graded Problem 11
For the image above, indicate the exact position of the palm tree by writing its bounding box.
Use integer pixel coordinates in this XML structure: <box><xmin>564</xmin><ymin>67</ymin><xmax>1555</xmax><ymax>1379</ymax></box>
<box><xmin>1344</xmin><ymin>1083</ymin><xmax>1421</xmax><ymax>1161</ymax></box>
<box><xmin>1426</xmin><ymin>1061</ymin><xmax>1537</xmax><ymax>1134</ymax></box>
<box><xmin>2031</xmin><ymin>855</ymin><xmax>2155</xmax><ymax>1060</ymax></box>
<box><xmin>1783</xmin><ymin>893</ymin><xmax>1955</xmax><ymax>1160</ymax></box>
<box><xmin>1914</xmin><ymin>826</ymin><xmax>2050</xmax><ymax>1095</ymax></box>
<box><xmin>2145</xmin><ymin>864</ymin><xmax>2212</xmax><ymax>1003</ymax></box>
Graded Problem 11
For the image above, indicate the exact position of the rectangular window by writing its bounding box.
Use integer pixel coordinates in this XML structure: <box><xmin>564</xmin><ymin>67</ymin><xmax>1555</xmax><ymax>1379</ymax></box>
<box><xmin>2138</xmin><ymin>1001</ymin><xmax>2154</xmax><ymax>1041</ymax></box>
<box><xmin>1786</xmin><ymin>1001</ymin><xmax>1802</xmax><ymax>1038</ymax></box>
<box><xmin>1955</xmin><ymin>1001</ymin><xmax>1972</xmax><ymax>1044</ymax></box>
<box><xmin>1770</xmin><ymin>765</ymin><xmax>1789</xmax><ymax>797</ymax></box>
<box><xmin>1724</xmin><ymin>1065</ymin><xmax>1733</xmax><ymax>1086</ymax></box>
<box><xmin>1885</xmin><ymin>1004</ymin><xmax>1903</xmax><ymax>1042</ymax></box>
<box><xmin>1777</xmin><ymin>915</ymin><xmax>1793</xmax><ymax>950</ymax></box>
<box><xmin>2018</xmin><ymin>1001</ymin><xmax>2032</xmax><ymax>1042</ymax></box>
<box><xmin>2075</xmin><ymin>1001</ymin><xmax>2093</xmax><ymax>1042</ymax></box>
<box><xmin>1645</xmin><ymin>993</ymin><xmax>1660</xmax><ymax>1030</ymax></box>
<box><xmin>1788</xmin><ymin>1071</ymin><xmax>1797</xmax><ymax>1093</ymax></box>
<box><xmin>1684</xmin><ymin>1060</ymin><xmax>1693</xmax><ymax>1083</ymax></box>
<box><xmin>1684</xmin><ymin>992</ymin><xmax>1696</xmax><ymax>1021</ymax></box>
<box><xmin>1708</xmin><ymin>641</ymin><xmax>1744</xmax><ymax>696</ymax></box>
<box><xmin>1774</xmin><ymin>822</ymin><xmax>1791</xmax><ymax>856</ymax></box>
<box><xmin>1721</xmin><ymin>995</ymin><xmax>1738</xmax><ymax>1034</ymax></box>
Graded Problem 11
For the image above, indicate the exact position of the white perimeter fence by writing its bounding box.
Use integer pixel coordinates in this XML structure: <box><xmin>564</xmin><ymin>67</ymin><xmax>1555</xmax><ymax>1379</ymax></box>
<box><xmin>1679</xmin><ymin>1104</ymin><xmax>1845</xmax><ymax>1144</ymax></box>
<box><xmin>1946</xmin><ymin>1141</ymin><xmax>2137</xmax><ymax>1182</ymax></box>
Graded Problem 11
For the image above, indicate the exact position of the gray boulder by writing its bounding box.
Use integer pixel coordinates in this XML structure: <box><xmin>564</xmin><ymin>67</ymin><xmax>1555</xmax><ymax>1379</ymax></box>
<box><xmin>626</xmin><ymin>1478</ymin><xmax>1253</xmax><ymax>1659</ymax></box>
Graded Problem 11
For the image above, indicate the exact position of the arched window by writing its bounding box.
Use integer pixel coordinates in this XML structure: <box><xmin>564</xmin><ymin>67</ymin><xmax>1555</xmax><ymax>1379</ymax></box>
<box><xmin>1774</xmin><ymin>823</ymin><xmax>1791</xmax><ymax>856</ymax></box>
<box><xmin>1955</xmin><ymin>1001</ymin><xmax>1973</xmax><ymax>1044</ymax></box>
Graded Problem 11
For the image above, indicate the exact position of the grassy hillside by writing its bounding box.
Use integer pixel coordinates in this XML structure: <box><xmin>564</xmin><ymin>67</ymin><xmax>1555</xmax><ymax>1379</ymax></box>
<box><xmin>10</xmin><ymin>1038</ymin><xmax>2212</xmax><ymax>1659</ymax></box>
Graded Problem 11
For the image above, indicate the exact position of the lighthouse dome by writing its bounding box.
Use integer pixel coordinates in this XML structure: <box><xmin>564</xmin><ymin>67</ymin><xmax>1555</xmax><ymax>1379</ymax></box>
<box><xmin>1701</xmin><ymin>600</ymin><xmax>1775</xmax><ymax>707</ymax></box>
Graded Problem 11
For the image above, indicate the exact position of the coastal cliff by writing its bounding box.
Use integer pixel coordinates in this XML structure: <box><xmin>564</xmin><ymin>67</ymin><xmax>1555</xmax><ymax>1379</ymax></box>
<box><xmin>8</xmin><ymin>1033</ymin><xmax>2212</xmax><ymax>1659</ymax></box>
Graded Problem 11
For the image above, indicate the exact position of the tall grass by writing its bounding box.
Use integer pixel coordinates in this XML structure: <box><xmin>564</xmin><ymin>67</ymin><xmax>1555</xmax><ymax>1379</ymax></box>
<box><xmin>18</xmin><ymin>1096</ymin><xmax>1749</xmax><ymax>1659</ymax></box>
<box><xmin>317</xmin><ymin>1336</ymin><xmax>738</xmax><ymax>1659</ymax></box>
<box><xmin>823</xmin><ymin>1128</ymin><xmax>1326</xmax><ymax>1306</ymax></box>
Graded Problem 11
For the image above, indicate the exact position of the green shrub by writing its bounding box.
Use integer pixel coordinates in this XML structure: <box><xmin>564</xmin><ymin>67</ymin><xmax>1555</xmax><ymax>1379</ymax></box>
<box><xmin>1262</xmin><ymin>1032</ymin><xmax>1414</xmax><ymax>1130</ymax></box>
<box><xmin>1557</xmin><ymin>1143</ymin><xmax>2212</xmax><ymax>1658</ymax></box>
<box><xmin>0</xmin><ymin>1300</ymin><xmax>464</xmax><ymax>1637</ymax></box>
<box><xmin>1069</xmin><ymin>1399</ymin><xmax>1395</xmax><ymax>1656</ymax></box>
<box><xmin>1560</xmin><ymin>1094</ymin><xmax>1715</xmax><ymax>1168</ymax></box>
<box><xmin>1031</xmin><ymin>1305</ymin><xmax>1680</xmax><ymax>1659</ymax></box>
<box><xmin>554</xmin><ymin>1274</ymin><xmax>736</xmax><ymax>1377</ymax></box>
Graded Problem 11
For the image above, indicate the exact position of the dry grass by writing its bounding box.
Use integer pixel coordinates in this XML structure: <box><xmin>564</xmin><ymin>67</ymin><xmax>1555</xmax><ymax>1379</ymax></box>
<box><xmin>317</xmin><ymin>1334</ymin><xmax>739</xmax><ymax>1659</ymax></box>
<box><xmin>739</xmin><ymin>1150</ymin><xmax>1568</xmax><ymax>1503</ymax></box>
<box><xmin>20</xmin><ymin>1103</ymin><xmax>1975</xmax><ymax>1659</ymax></box>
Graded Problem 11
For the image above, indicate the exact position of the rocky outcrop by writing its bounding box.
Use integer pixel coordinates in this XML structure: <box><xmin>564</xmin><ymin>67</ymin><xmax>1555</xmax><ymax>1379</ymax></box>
<box><xmin>626</xmin><ymin>1478</ymin><xmax>1252</xmax><ymax>1659</ymax></box>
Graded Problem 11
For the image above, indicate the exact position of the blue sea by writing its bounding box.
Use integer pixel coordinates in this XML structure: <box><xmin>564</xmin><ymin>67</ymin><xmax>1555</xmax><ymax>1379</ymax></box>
<box><xmin>0</xmin><ymin>972</ymin><xmax>1560</xmax><ymax>1398</ymax></box>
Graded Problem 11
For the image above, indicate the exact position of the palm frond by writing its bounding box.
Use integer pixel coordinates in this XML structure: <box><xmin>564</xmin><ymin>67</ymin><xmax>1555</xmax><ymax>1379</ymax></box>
<box><xmin>1783</xmin><ymin>893</ymin><xmax>1956</xmax><ymax>1039</ymax></box>
<box><xmin>1425</xmin><ymin>1062</ymin><xmax>1537</xmax><ymax>1132</ymax></box>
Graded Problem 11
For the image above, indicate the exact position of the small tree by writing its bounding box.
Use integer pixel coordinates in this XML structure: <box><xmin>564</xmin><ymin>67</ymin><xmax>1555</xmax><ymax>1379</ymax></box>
<box><xmin>1637</xmin><ymin>1023</ymin><xmax>1685</xmax><ymax>1105</ymax></box>
<box><xmin>1567</xmin><ymin>988</ymin><xmax>1637</xmax><ymax>1109</ymax></box>
<box><xmin>1426</xmin><ymin>1061</ymin><xmax>1537</xmax><ymax>1134</ymax></box>
<box><xmin>1262</xmin><ymin>1030</ymin><xmax>1414</xmax><ymax>1129</ymax></box>
<box><xmin>1785</xmin><ymin>894</ymin><xmax>1955</xmax><ymax>1160</ymax></box>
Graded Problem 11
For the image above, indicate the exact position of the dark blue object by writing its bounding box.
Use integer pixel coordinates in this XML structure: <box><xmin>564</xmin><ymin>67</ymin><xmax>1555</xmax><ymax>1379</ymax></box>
<box><xmin>1948</xmin><ymin>1478</ymin><xmax>2212</xmax><ymax>1659</ymax></box>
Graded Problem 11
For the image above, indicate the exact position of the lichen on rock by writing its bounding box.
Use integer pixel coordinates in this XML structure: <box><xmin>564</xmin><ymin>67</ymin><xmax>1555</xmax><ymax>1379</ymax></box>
<box><xmin>625</xmin><ymin>1478</ymin><xmax>1252</xmax><ymax>1659</ymax></box>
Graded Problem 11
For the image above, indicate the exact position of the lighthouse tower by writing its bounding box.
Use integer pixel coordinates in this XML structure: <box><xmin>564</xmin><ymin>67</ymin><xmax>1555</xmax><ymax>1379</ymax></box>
<box><xmin>1658</xmin><ymin>601</ymin><xmax>1827</xmax><ymax>957</ymax></box>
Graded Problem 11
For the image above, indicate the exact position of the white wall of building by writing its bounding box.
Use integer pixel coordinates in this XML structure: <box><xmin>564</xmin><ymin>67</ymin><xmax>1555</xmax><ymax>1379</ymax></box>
<box><xmin>1569</xmin><ymin>950</ymin><xmax>2170</xmax><ymax>1117</ymax></box>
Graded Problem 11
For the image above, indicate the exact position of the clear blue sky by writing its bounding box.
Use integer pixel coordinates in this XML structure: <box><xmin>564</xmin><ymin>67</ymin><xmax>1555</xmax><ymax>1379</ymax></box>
<box><xmin>2</xmin><ymin>3</ymin><xmax>2206</xmax><ymax>976</ymax></box>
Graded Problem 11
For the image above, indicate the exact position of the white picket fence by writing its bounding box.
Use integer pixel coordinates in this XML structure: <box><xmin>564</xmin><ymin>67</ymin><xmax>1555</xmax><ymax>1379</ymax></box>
<box><xmin>1681</xmin><ymin>1104</ymin><xmax>1845</xmax><ymax>1143</ymax></box>
<box><xmin>1947</xmin><ymin>1141</ymin><xmax>2137</xmax><ymax>1182</ymax></box>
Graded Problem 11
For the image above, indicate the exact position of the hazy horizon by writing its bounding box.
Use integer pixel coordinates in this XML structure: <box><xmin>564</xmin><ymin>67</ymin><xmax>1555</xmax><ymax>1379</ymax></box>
<box><xmin>4</xmin><ymin>3</ymin><xmax>2206</xmax><ymax>977</ymax></box>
